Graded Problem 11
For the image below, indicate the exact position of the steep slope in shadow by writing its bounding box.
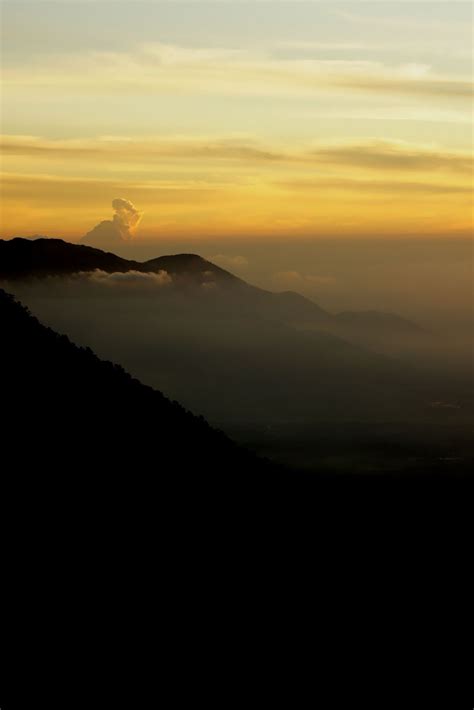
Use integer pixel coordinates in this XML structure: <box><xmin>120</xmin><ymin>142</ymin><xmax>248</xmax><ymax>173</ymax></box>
<box><xmin>0</xmin><ymin>288</ymin><xmax>270</xmax><ymax>479</ymax></box>
<box><xmin>11</xmin><ymin>279</ymin><xmax>457</xmax><ymax>428</ymax></box>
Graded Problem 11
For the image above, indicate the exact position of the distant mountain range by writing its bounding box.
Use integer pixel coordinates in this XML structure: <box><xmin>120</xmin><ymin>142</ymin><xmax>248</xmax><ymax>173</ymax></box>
<box><xmin>0</xmin><ymin>237</ymin><xmax>421</xmax><ymax>341</ymax></box>
<box><xmin>1</xmin><ymin>237</ymin><xmax>453</xmax><ymax>428</ymax></box>
<box><xmin>1</xmin><ymin>240</ymin><xmax>471</xmax><ymax>482</ymax></box>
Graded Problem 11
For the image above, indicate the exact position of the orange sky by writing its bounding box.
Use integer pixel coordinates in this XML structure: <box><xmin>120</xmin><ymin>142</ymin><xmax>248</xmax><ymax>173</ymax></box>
<box><xmin>1</xmin><ymin>1</ymin><xmax>472</xmax><ymax>241</ymax></box>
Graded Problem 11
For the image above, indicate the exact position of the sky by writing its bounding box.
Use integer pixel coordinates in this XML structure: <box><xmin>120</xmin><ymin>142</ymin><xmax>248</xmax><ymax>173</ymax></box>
<box><xmin>0</xmin><ymin>0</ymin><xmax>472</xmax><ymax>241</ymax></box>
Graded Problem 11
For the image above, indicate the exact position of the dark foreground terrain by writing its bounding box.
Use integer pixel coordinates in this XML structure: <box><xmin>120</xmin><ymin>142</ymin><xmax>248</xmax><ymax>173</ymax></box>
<box><xmin>1</xmin><ymin>285</ymin><xmax>471</xmax><ymax>499</ymax></box>
<box><xmin>229</xmin><ymin>418</ymin><xmax>474</xmax><ymax>477</ymax></box>
<box><xmin>1</xmin><ymin>287</ymin><xmax>472</xmax><ymax>707</ymax></box>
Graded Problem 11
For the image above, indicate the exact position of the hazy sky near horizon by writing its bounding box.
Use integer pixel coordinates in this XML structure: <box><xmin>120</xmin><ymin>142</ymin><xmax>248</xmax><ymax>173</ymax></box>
<box><xmin>0</xmin><ymin>0</ymin><xmax>473</xmax><ymax>240</ymax></box>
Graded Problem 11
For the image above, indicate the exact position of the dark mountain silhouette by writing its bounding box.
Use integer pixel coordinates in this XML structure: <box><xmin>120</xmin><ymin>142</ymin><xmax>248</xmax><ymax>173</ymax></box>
<box><xmin>0</xmin><ymin>238</ymin><xmax>242</xmax><ymax>286</ymax></box>
<box><xmin>1</xmin><ymin>296</ymin><xmax>470</xmax><ymax>710</ymax></box>
<box><xmin>142</xmin><ymin>253</ymin><xmax>245</xmax><ymax>287</ymax></box>
<box><xmin>0</xmin><ymin>237</ymin><xmax>139</xmax><ymax>278</ymax></box>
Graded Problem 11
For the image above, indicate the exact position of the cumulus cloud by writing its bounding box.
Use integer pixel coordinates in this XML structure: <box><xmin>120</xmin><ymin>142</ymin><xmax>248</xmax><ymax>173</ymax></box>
<box><xmin>81</xmin><ymin>198</ymin><xmax>143</xmax><ymax>247</ymax></box>
<box><xmin>112</xmin><ymin>198</ymin><xmax>142</xmax><ymax>240</ymax></box>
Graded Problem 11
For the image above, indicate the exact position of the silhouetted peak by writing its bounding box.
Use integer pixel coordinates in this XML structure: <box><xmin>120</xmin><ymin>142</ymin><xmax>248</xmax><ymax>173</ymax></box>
<box><xmin>0</xmin><ymin>237</ymin><xmax>135</xmax><ymax>278</ymax></box>
<box><xmin>0</xmin><ymin>238</ymin><xmax>244</xmax><ymax>286</ymax></box>
<box><xmin>142</xmin><ymin>253</ymin><xmax>244</xmax><ymax>285</ymax></box>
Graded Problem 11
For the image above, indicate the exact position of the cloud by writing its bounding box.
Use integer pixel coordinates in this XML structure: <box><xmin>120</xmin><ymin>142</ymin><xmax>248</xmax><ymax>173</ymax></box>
<box><xmin>277</xmin><ymin>41</ymin><xmax>386</xmax><ymax>53</ymax></box>
<box><xmin>81</xmin><ymin>220</ymin><xmax>123</xmax><ymax>244</ymax></box>
<box><xmin>111</xmin><ymin>198</ymin><xmax>142</xmax><ymax>240</ymax></box>
<box><xmin>0</xmin><ymin>134</ymin><xmax>284</xmax><ymax>163</ymax></box>
<box><xmin>331</xmin><ymin>75</ymin><xmax>472</xmax><ymax>99</ymax></box>
<box><xmin>277</xmin><ymin>178</ymin><xmax>472</xmax><ymax>196</ymax></box>
<box><xmin>81</xmin><ymin>198</ymin><xmax>142</xmax><ymax>246</ymax></box>
<box><xmin>2</xmin><ymin>135</ymin><xmax>470</xmax><ymax>175</ymax></box>
<box><xmin>290</xmin><ymin>106</ymin><xmax>471</xmax><ymax>126</ymax></box>
<box><xmin>3</xmin><ymin>42</ymin><xmax>471</xmax><ymax>101</ymax></box>
<box><xmin>77</xmin><ymin>269</ymin><xmax>172</xmax><ymax>287</ymax></box>
<box><xmin>309</xmin><ymin>141</ymin><xmax>473</xmax><ymax>173</ymax></box>
<box><xmin>0</xmin><ymin>172</ymin><xmax>220</xmax><ymax>209</ymax></box>
<box><xmin>335</xmin><ymin>8</ymin><xmax>467</xmax><ymax>34</ymax></box>
<box><xmin>209</xmin><ymin>254</ymin><xmax>248</xmax><ymax>268</ymax></box>
<box><xmin>5</xmin><ymin>269</ymin><xmax>174</xmax><ymax>298</ymax></box>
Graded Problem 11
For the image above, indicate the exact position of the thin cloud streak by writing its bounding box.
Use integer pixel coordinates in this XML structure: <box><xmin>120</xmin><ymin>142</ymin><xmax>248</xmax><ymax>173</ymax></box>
<box><xmin>0</xmin><ymin>172</ymin><xmax>221</xmax><ymax>206</ymax></box>
<box><xmin>0</xmin><ymin>135</ymin><xmax>286</xmax><ymax>162</ymax></box>
<box><xmin>308</xmin><ymin>141</ymin><xmax>473</xmax><ymax>173</ymax></box>
<box><xmin>2</xmin><ymin>135</ymin><xmax>471</xmax><ymax>174</ymax></box>
<box><xmin>277</xmin><ymin>179</ymin><xmax>472</xmax><ymax>196</ymax></box>
<box><xmin>3</xmin><ymin>42</ymin><xmax>472</xmax><ymax>101</ymax></box>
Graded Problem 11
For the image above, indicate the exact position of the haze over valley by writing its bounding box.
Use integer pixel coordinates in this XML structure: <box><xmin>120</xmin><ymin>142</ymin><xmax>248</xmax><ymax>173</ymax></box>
<box><xmin>2</xmin><ymin>236</ymin><xmax>471</xmax><ymax>474</ymax></box>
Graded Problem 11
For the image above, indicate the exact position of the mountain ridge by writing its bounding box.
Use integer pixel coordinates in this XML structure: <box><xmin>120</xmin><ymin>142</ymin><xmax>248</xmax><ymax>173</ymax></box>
<box><xmin>2</xmin><ymin>247</ymin><xmax>444</xmax><ymax>426</ymax></box>
<box><xmin>0</xmin><ymin>237</ymin><xmax>420</xmax><ymax>335</ymax></box>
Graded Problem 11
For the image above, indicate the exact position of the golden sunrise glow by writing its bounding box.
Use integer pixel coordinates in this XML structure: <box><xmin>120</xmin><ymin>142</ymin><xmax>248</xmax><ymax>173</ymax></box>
<box><xmin>0</xmin><ymin>1</ymin><xmax>472</xmax><ymax>240</ymax></box>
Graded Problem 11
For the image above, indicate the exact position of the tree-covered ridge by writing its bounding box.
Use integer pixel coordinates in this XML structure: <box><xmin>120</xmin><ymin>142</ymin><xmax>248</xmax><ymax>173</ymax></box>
<box><xmin>0</xmin><ymin>287</ymin><xmax>267</xmax><ymax>476</ymax></box>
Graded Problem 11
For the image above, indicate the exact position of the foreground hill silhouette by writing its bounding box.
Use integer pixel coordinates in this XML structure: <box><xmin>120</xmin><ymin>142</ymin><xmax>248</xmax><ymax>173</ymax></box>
<box><xmin>1</xmin><ymin>287</ymin><xmax>471</xmax><ymax>705</ymax></box>
<box><xmin>0</xmin><ymin>287</ymin><xmax>269</xmax><ymax>479</ymax></box>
